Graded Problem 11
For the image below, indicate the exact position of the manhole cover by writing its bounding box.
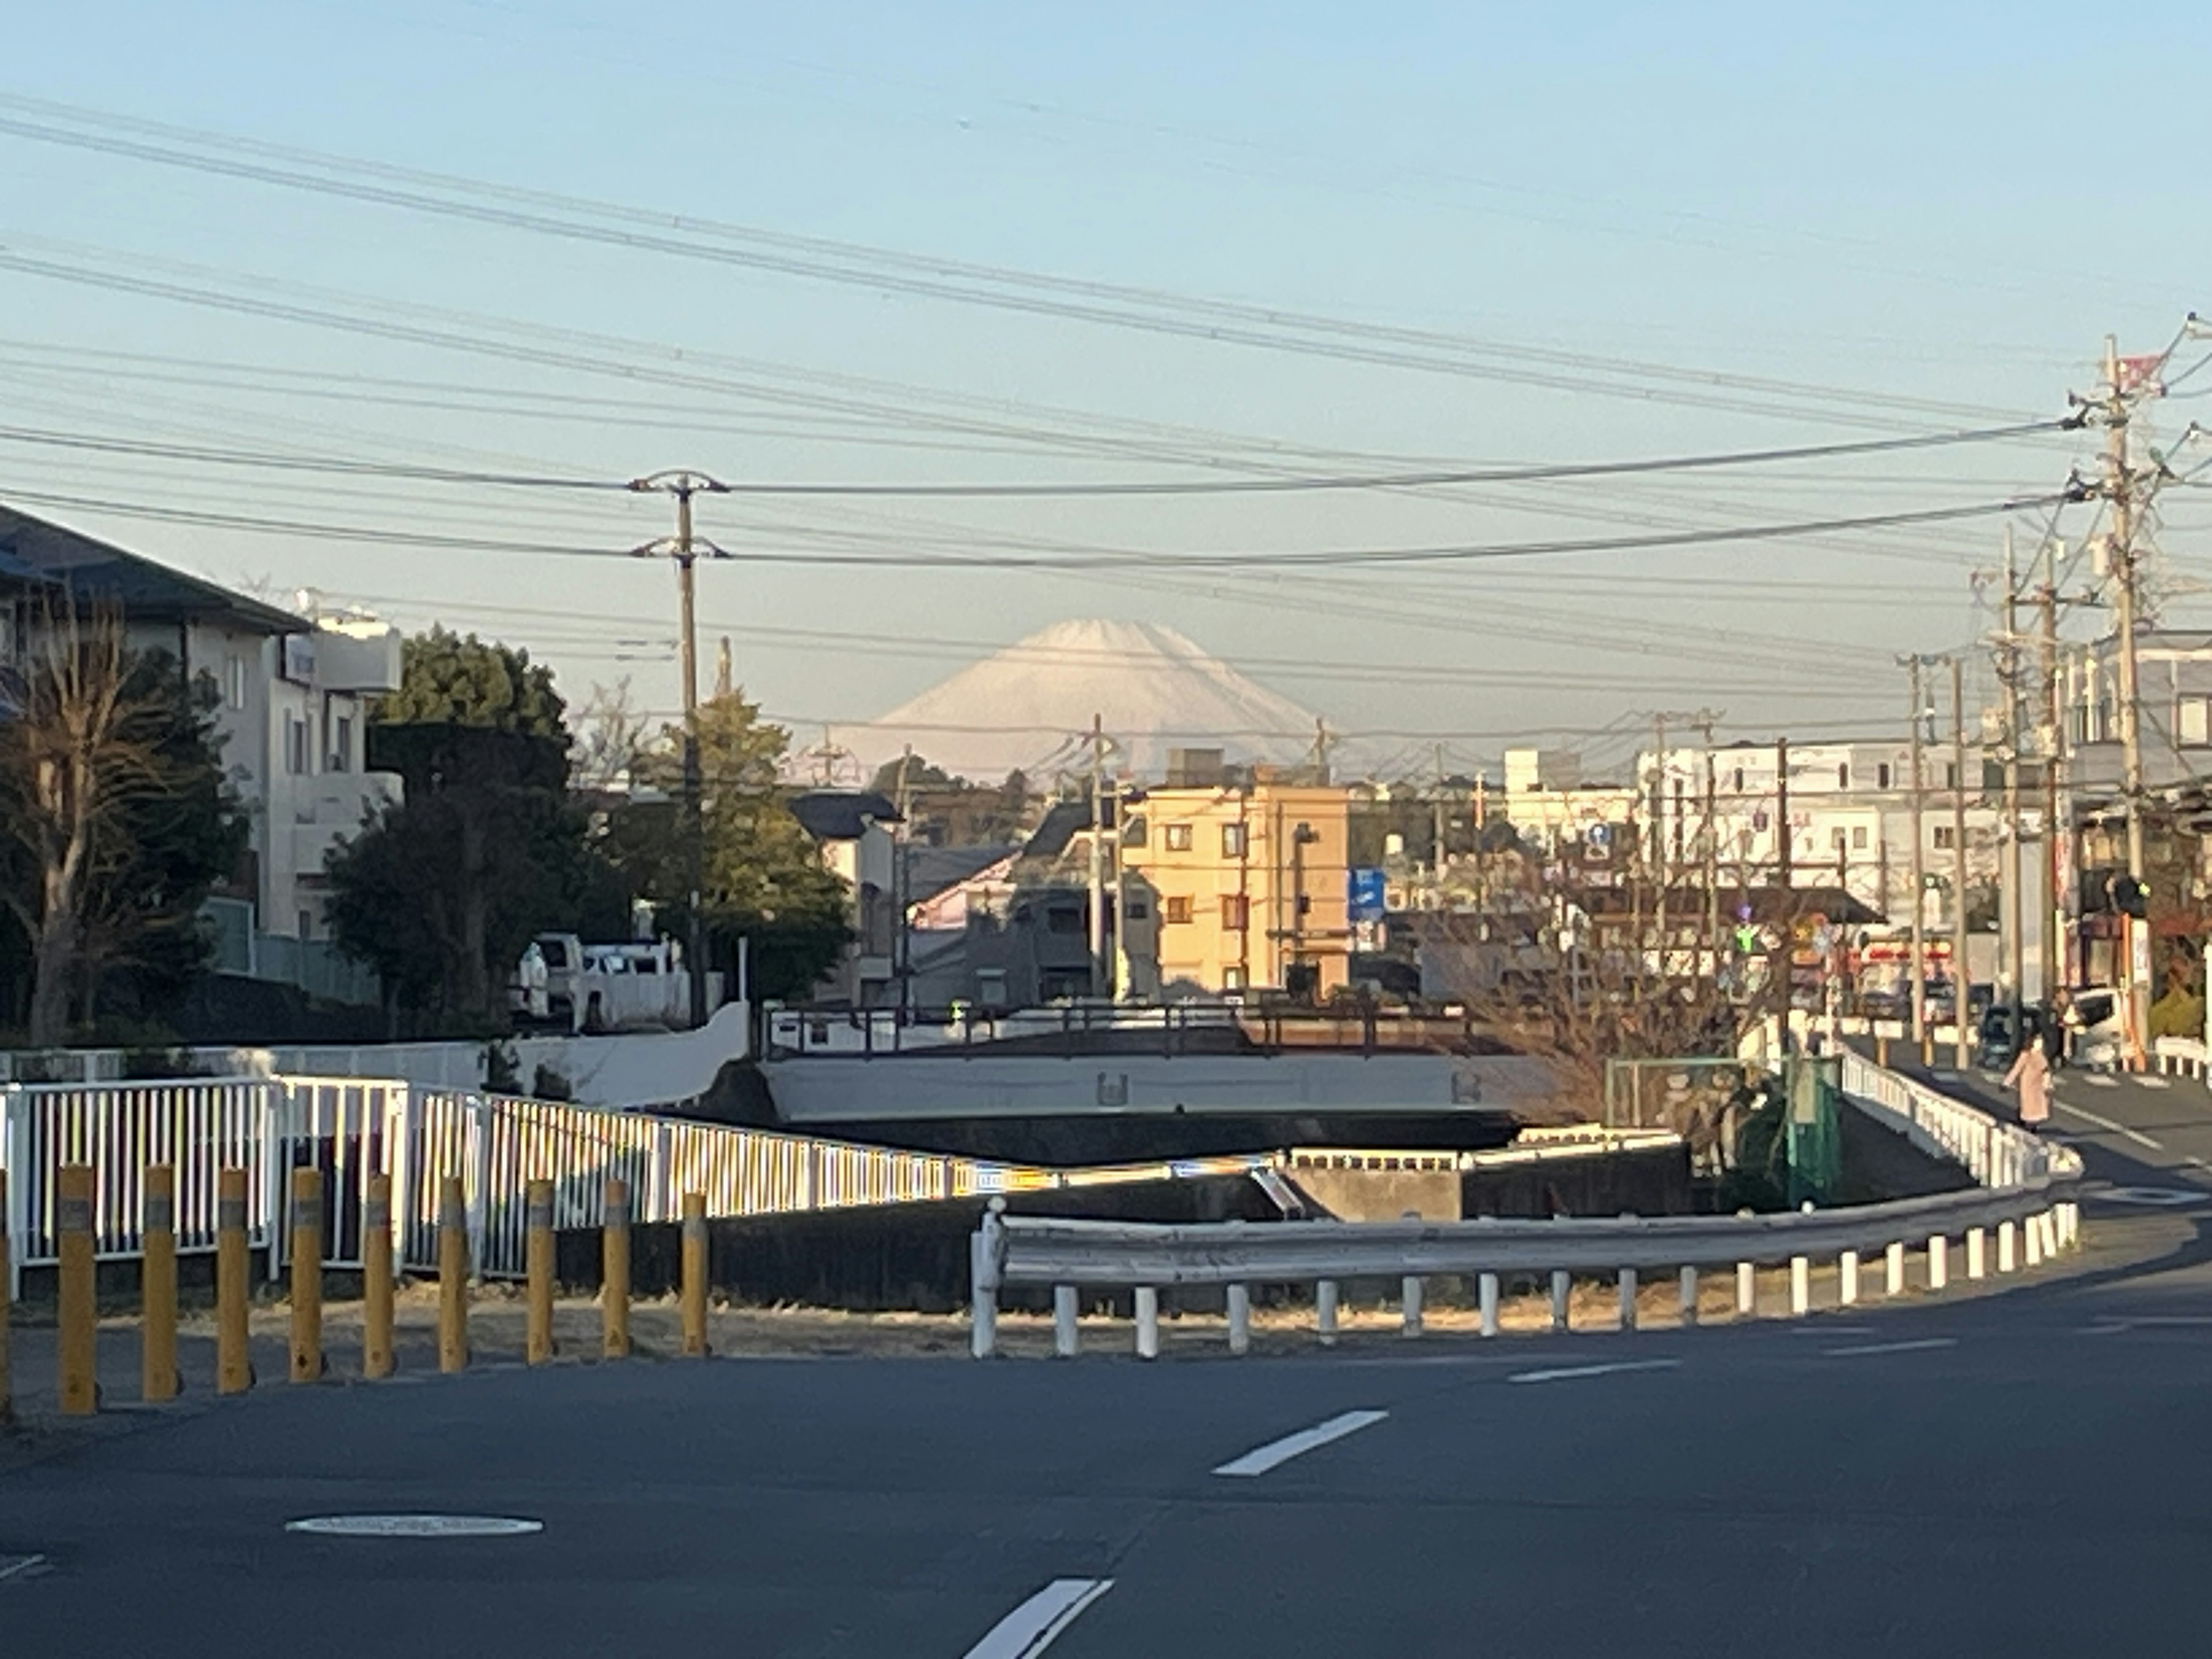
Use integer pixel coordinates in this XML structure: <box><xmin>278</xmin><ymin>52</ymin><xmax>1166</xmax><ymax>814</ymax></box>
<box><xmin>2091</xmin><ymin>1185</ymin><xmax>2211</xmax><ymax>1208</ymax></box>
<box><xmin>285</xmin><ymin>1515</ymin><xmax>543</xmax><ymax>1539</ymax></box>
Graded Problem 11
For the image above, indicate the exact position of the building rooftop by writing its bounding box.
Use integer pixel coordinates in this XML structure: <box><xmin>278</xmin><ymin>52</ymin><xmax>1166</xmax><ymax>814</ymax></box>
<box><xmin>0</xmin><ymin>503</ymin><xmax>304</xmax><ymax>634</ymax></box>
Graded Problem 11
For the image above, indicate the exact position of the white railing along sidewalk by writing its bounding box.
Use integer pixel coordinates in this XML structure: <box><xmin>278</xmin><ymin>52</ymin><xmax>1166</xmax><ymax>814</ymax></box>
<box><xmin>2154</xmin><ymin>1036</ymin><xmax>2209</xmax><ymax>1080</ymax></box>
<box><xmin>969</xmin><ymin>1051</ymin><xmax>2086</xmax><ymax>1358</ymax></box>
<box><xmin>3</xmin><ymin>1074</ymin><xmax>1170</xmax><ymax>1295</ymax></box>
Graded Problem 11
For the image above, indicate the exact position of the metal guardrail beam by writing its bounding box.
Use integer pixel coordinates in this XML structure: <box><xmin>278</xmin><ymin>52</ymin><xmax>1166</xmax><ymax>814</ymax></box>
<box><xmin>968</xmin><ymin>1050</ymin><xmax>2086</xmax><ymax>1357</ymax></box>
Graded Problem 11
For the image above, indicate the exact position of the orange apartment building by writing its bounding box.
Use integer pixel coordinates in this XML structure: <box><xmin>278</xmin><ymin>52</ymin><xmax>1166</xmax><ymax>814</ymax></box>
<box><xmin>1122</xmin><ymin>771</ymin><xmax>1352</xmax><ymax>998</ymax></box>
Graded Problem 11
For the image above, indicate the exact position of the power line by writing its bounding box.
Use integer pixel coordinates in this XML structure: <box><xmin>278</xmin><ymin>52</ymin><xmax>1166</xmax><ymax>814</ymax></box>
<box><xmin>0</xmin><ymin>93</ymin><xmax>2038</xmax><ymax>429</ymax></box>
<box><xmin>0</xmin><ymin>416</ymin><xmax>2071</xmax><ymax>499</ymax></box>
<box><xmin>0</xmin><ymin>482</ymin><xmax>2073</xmax><ymax>571</ymax></box>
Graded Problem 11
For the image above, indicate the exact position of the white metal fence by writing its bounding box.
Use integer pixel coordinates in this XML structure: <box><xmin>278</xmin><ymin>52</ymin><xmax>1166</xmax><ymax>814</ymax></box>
<box><xmin>1</xmin><ymin>1075</ymin><xmax>1062</xmax><ymax>1294</ymax></box>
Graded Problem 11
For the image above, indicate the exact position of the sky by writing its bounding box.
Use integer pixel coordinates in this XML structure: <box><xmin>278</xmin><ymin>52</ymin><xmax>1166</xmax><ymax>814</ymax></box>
<box><xmin>3</xmin><ymin>3</ymin><xmax>2207</xmax><ymax>785</ymax></box>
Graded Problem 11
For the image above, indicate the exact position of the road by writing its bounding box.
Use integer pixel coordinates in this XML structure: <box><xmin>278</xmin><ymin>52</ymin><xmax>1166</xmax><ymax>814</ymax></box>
<box><xmin>4</xmin><ymin>1068</ymin><xmax>2210</xmax><ymax>1655</ymax></box>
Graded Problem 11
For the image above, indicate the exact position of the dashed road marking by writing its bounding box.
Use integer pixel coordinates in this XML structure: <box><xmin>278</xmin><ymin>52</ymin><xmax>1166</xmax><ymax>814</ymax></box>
<box><xmin>0</xmin><ymin>1554</ymin><xmax>51</xmax><ymax>1584</ymax></box>
<box><xmin>2082</xmin><ymin>1074</ymin><xmax>2121</xmax><ymax>1088</ymax></box>
<box><xmin>1213</xmin><ymin>1409</ymin><xmax>1390</xmax><ymax>1477</ymax></box>
<box><xmin>963</xmin><ymin>1578</ymin><xmax>1115</xmax><ymax>1658</ymax></box>
<box><xmin>1823</xmin><ymin>1337</ymin><xmax>1958</xmax><ymax>1358</ymax></box>
<box><xmin>2055</xmin><ymin>1101</ymin><xmax>2164</xmax><ymax>1149</ymax></box>
<box><xmin>2138</xmin><ymin>1077</ymin><xmax>2173</xmax><ymax>1090</ymax></box>
<box><xmin>1507</xmin><ymin>1359</ymin><xmax>1681</xmax><ymax>1385</ymax></box>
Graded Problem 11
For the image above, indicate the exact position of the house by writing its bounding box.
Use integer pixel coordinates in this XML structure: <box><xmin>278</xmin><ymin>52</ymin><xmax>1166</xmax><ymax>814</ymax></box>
<box><xmin>0</xmin><ymin>506</ymin><xmax>401</xmax><ymax>1002</ymax></box>
<box><xmin>789</xmin><ymin>789</ymin><xmax>902</xmax><ymax>1005</ymax></box>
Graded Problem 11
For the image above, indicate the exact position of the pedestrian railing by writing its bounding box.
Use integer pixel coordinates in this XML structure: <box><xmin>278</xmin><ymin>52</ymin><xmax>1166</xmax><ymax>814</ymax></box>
<box><xmin>969</xmin><ymin>1052</ymin><xmax>2086</xmax><ymax>1358</ymax></box>
<box><xmin>2154</xmin><ymin>1036</ymin><xmax>2209</xmax><ymax>1080</ymax></box>
<box><xmin>1</xmin><ymin>1074</ymin><xmax>1136</xmax><ymax>1295</ymax></box>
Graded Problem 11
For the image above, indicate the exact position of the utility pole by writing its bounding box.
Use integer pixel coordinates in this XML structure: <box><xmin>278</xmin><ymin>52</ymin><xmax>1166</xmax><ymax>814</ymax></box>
<box><xmin>1950</xmin><ymin>654</ymin><xmax>1972</xmax><ymax>1067</ymax></box>
<box><xmin>2039</xmin><ymin>537</ymin><xmax>2062</xmax><ymax>1005</ymax></box>
<box><xmin>1698</xmin><ymin>712</ymin><xmax>1719</xmax><ymax>986</ymax></box>
<box><xmin>1086</xmin><ymin>714</ymin><xmax>1108</xmax><ymax>998</ymax></box>
<box><xmin>1999</xmin><ymin>528</ymin><xmax>2025</xmax><ymax>1022</ymax></box>
<box><xmin>1902</xmin><ymin>656</ymin><xmax>1928</xmax><ymax>1051</ymax></box>
<box><xmin>2098</xmin><ymin>335</ymin><xmax>2151</xmax><ymax>1065</ymax></box>
<box><xmin>1774</xmin><ymin>736</ymin><xmax>1790</xmax><ymax>891</ymax></box>
<box><xmin>1652</xmin><ymin>713</ymin><xmax>1669</xmax><ymax>980</ymax></box>
<box><xmin>630</xmin><ymin>469</ymin><xmax>729</xmax><ymax>1028</ymax></box>
<box><xmin>1432</xmin><ymin>743</ymin><xmax>1448</xmax><ymax>894</ymax></box>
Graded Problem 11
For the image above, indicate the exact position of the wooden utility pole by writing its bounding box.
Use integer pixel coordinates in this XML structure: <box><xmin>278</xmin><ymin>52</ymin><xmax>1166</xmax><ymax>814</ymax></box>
<box><xmin>1950</xmin><ymin>654</ymin><xmax>1972</xmax><ymax>1067</ymax></box>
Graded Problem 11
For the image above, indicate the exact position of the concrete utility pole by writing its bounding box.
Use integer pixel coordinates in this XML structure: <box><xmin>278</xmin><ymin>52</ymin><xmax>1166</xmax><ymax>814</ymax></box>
<box><xmin>2039</xmin><ymin>537</ymin><xmax>2063</xmax><ymax>1003</ymax></box>
<box><xmin>1698</xmin><ymin>713</ymin><xmax>1720</xmax><ymax>984</ymax></box>
<box><xmin>1774</xmin><ymin>736</ymin><xmax>1790</xmax><ymax>891</ymax></box>
<box><xmin>1902</xmin><ymin>656</ymin><xmax>1928</xmax><ymax>1051</ymax></box>
<box><xmin>1087</xmin><ymin>713</ymin><xmax>1108</xmax><ymax>997</ymax></box>
<box><xmin>1652</xmin><ymin>713</ymin><xmax>1669</xmax><ymax>978</ymax></box>
<box><xmin>630</xmin><ymin>469</ymin><xmax>729</xmax><ymax>1029</ymax></box>
<box><xmin>1999</xmin><ymin>528</ymin><xmax>2025</xmax><ymax>1021</ymax></box>
<box><xmin>1432</xmin><ymin>743</ymin><xmax>1448</xmax><ymax>892</ymax></box>
<box><xmin>1950</xmin><ymin>654</ymin><xmax>1972</xmax><ymax>1067</ymax></box>
<box><xmin>2099</xmin><ymin>335</ymin><xmax>2151</xmax><ymax>1064</ymax></box>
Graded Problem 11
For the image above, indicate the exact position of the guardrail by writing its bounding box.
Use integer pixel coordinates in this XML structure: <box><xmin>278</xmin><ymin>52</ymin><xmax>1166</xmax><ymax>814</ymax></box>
<box><xmin>969</xmin><ymin>1052</ymin><xmax>2085</xmax><ymax>1358</ymax></box>
<box><xmin>2</xmin><ymin>1075</ymin><xmax>1175</xmax><ymax>1296</ymax></box>
<box><xmin>2154</xmin><ymin>1036</ymin><xmax>2209</xmax><ymax>1080</ymax></box>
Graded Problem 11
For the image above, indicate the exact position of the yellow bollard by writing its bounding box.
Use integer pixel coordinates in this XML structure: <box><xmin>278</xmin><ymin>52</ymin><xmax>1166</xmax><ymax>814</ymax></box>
<box><xmin>1</xmin><ymin>1170</ymin><xmax>14</xmax><ymax>1425</ymax></box>
<box><xmin>437</xmin><ymin>1176</ymin><xmax>468</xmax><ymax>1374</ymax></box>
<box><xmin>601</xmin><ymin>1177</ymin><xmax>630</xmax><ymax>1358</ymax></box>
<box><xmin>680</xmin><ymin>1191</ymin><xmax>709</xmax><ymax>1358</ymax></box>
<box><xmin>363</xmin><ymin>1172</ymin><xmax>394</xmax><ymax>1379</ymax></box>
<box><xmin>216</xmin><ymin>1167</ymin><xmax>251</xmax><ymax>1395</ymax></box>
<box><xmin>142</xmin><ymin>1165</ymin><xmax>179</xmax><ymax>1403</ymax></box>
<box><xmin>525</xmin><ymin>1179</ymin><xmax>555</xmax><ymax>1366</ymax></box>
<box><xmin>57</xmin><ymin>1164</ymin><xmax>99</xmax><ymax>1415</ymax></box>
<box><xmin>289</xmin><ymin>1167</ymin><xmax>323</xmax><ymax>1383</ymax></box>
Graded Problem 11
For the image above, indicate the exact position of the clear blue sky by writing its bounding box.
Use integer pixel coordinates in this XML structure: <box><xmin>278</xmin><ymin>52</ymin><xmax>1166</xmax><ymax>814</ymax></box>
<box><xmin>3</xmin><ymin>3</ymin><xmax>2205</xmax><ymax>779</ymax></box>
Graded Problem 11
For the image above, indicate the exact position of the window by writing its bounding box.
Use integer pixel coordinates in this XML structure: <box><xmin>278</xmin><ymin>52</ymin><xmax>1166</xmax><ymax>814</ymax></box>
<box><xmin>1164</xmin><ymin>895</ymin><xmax>1192</xmax><ymax>924</ymax></box>
<box><xmin>1221</xmin><ymin>823</ymin><xmax>1248</xmax><ymax>858</ymax></box>
<box><xmin>1124</xmin><ymin>899</ymin><xmax>1150</xmax><ymax>921</ymax></box>
<box><xmin>1046</xmin><ymin>906</ymin><xmax>1084</xmax><ymax>934</ymax></box>
<box><xmin>1122</xmin><ymin>813</ymin><xmax>1146</xmax><ymax>849</ymax></box>
<box><xmin>330</xmin><ymin>714</ymin><xmax>353</xmax><ymax>773</ymax></box>
<box><xmin>1877</xmin><ymin>763</ymin><xmax>1892</xmax><ymax>789</ymax></box>
<box><xmin>1933</xmin><ymin>825</ymin><xmax>1956</xmax><ymax>850</ymax></box>
<box><xmin>226</xmin><ymin>654</ymin><xmax>247</xmax><ymax>711</ymax></box>
<box><xmin>1221</xmin><ymin>893</ymin><xmax>1250</xmax><ymax>931</ymax></box>
<box><xmin>1832</xmin><ymin>828</ymin><xmax>1849</xmax><ymax>850</ymax></box>
<box><xmin>1222</xmin><ymin>966</ymin><xmax>1247</xmax><ymax>992</ymax></box>
<box><xmin>2183</xmin><ymin>699</ymin><xmax>2212</xmax><ymax>746</ymax></box>
<box><xmin>1837</xmin><ymin>764</ymin><xmax>1850</xmax><ymax>789</ymax></box>
<box><xmin>284</xmin><ymin>711</ymin><xmax>310</xmax><ymax>775</ymax></box>
<box><xmin>1945</xmin><ymin>762</ymin><xmax>1958</xmax><ymax>790</ymax></box>
<box><xmin>1852</xmin><ymin>825</ymin><xmax>1869</xmax><ymax>849</ymax></box>
<box><xmin>1164</xmin><ymin>823</ymin><xmax>1192</xmax><ymax>851</ymax></box>
<box><xmin>1732</xmin><ymin>767</ymin><xmax>1745</xmax><ymax>793</ymax></box>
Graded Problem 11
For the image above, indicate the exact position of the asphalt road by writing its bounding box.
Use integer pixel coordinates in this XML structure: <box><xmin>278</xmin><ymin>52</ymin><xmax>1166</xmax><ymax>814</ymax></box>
<box><xmin>6</xmin><ymin>1066</ymin><xmax>2210</xmax><ymax>1656</ymax></box>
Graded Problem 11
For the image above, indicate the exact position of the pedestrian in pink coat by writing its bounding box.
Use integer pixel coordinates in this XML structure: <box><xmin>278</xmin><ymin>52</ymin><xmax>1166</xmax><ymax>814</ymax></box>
<box><xmin>2005</xmin><ymin>1038</ymin><xmax>2051</xmax><ymax>1130</ymax></box>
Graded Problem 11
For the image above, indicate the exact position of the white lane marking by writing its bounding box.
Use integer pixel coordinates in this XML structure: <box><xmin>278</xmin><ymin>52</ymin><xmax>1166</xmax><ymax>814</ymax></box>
<box><xmin>1790</xmin><ymin>1324</ymin><xmax>1876</xmax><ymax>1335</ymax></box>
<box><xmin>2139</xmin><ymin>1077</ymin><xmax>2173</xmax><ymax>1090</ymax></box>
<box><xmin>2089</xmin><ymin>1315</ymin><xmax>2212</xmax><ymax>1331</ymax></box>
<box><xmin>1211</xmin><ymin>1409</ymin><xmax>1390</xmax><ymax>1477</ymax></box>
<box><xmin>0</xmin><ymin>1553</ymin><xmax>51</xmax><ymax>1583</ymax></box>
<box><xmin>1507</xmin><ymin>1359</ymin><xmax>1680</xmax><ymax>1385</ymax></box>
<box><xmin>963</xmin><ymin>1578</ymin><xmax>1114</xmax><ymax>1658</ymax></box>
<box><xmin>285</xmin><ymin>1514</ymin><xmax>543</xmax><ymax>1538</ymax></box>
<box><xmin>2055</xmin><ymin>1100</ymin><xmax>2164</xmax><ymax>1150</ymax></box>
<box><xmin>2092</xmin><ymin>1185</ymin><xmax>2210</xmax><ymax>1207</ymax></box>
<box><xmin>1822</xmin><ymin>1337</ymin><xmax>1958</xmax><ymax>1358</ymax></box>
<box><xmin>2083</xmin><ymin>1074</ymin><xmax>2120</xmax><ymax>1088</ymax></box>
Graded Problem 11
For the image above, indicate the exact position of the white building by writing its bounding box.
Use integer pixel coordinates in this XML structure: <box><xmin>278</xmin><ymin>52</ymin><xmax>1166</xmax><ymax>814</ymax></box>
<box><xmin>1</xmin><ymin>508</ymin><xmax>402</xmax><ymax>1002</ymax></box>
